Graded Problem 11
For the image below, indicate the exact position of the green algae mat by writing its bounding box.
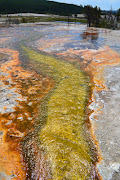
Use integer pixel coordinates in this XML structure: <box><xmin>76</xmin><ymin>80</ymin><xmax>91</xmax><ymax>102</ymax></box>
<box><xmin>23</xmin><ymin>47</ymin><xmax>95</xmax><ymax>179</ymax></box>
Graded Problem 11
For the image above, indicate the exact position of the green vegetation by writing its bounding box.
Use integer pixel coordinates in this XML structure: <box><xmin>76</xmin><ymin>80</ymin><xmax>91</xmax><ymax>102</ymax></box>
<box><xmin>116</xmin><ymin>8</ymin><xmax>120</xmax><ymax>22</ymax></box>
<box><xmin>99</xmin><ymin>8</ymin><xmax>120</xmax><ymax>29</ymax></box>
<box><xmin>0</xmin><ymin>0</ymin><xmax>119</xmax><ymax>29</ymax></box>
<box><xmin>83</xmin><ymin>5</ymin><xmax>120</xmax><ymax>29</ymax></box>
<box><xmin>0</xmin><ymin>0</ymin><xmax>83</xmax><ymax>15</ymax></box>
<box><xmin>20</xmin><ymin>16</ymin><xmax>87</xmax><ymax>23</ymax></box>
<box><xmin>0</xmin><ymin>15</ymin><xmax>87</xmax><ymax>24</ymax></box>
<box><xmin>84</xmin><ymin>5</ymin><xmax>101</xmax><ymax>27</ymax></box>
<box><xmin>23</xmin><ymin>47</ymin><xmax>96</xmax><ymax>179</ymax></box>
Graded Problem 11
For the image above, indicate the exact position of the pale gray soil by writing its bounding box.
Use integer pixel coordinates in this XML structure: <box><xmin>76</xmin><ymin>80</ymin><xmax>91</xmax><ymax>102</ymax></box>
<box><xmin>90</xmin><ymin>65</ymin><xmax>120</xmax><ymax>180</ymax></box>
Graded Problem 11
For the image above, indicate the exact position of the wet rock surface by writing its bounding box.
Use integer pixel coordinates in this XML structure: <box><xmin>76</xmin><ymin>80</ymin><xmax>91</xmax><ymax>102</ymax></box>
<box><xmin>0</xmin><ymin>23</ymin><xmax>120</xmax><ymax>179</ymax></box>
<box><xmin>0</xmin><ymin>48</ymin><xmax>54</xmax><ymax>179</ymax></box>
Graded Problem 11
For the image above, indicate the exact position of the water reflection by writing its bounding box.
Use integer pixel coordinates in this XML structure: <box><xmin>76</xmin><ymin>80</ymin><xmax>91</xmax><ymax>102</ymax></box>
<box><xmin>81</xmin><ymin>29</ymin><xmax>99</xmax><ymax>43</ymax></box>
